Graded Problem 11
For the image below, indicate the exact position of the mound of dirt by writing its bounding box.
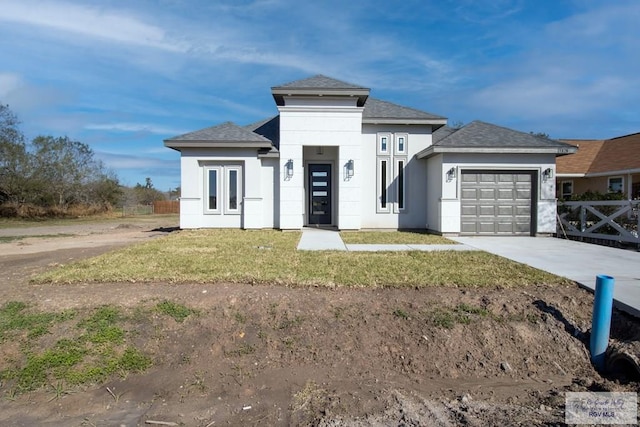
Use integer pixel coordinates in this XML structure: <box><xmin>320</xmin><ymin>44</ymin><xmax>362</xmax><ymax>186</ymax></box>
<box><xmin>1</xmin><ymin>282</ymin><xmax>638</xmax><ymax>426</ymax></box>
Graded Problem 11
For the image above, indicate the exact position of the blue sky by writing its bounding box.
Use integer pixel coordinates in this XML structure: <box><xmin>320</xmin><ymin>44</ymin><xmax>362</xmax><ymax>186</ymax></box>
<box><xmin>1</xmin><ymin>0</ymin><xmax>638</xmax><ymax>191</ymax></box>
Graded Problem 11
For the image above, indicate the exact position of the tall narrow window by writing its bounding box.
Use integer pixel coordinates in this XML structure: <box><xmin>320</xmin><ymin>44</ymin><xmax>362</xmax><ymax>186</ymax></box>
<box><xmin>225</xmin><ymin>167</ymin><xmax>242</xmax><ymax>214</ymax></box>
<box><xmin>377</xmin><ymin>159</ymin><xmax>391</xmax><ymax>212</ymax></box>
<box><xmin>207</xmin><ymin>168</ymin><xmax>219</xmax><ymax>212</ymax></box>
<box><xmin>381</xmin><ymin>160</ymin><xmax>387</xmax><ymax>209</ymax></box>
<box><xmin>228</xmin><ymin>169</ymin><xmax>238</xmax><ymax>210</ymax></box>
<box><xmin>397</xmin><ymin>160</ymin><xmax>405</xmax><ymax>210</ymax></box>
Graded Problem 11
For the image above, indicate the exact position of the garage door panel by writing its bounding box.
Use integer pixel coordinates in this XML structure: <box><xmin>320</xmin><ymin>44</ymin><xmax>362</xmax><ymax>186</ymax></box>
<box><xmin>497</xmin><ymin>222</ymin><xmax>515</xmax><ymax>233</ymax></box>
<box><xmin>461</xmin><ymin>188</ymin><xmax>477</xmax><ymax>199</ymax></box>
<box><xmin>461</xmin><ymin>205</ymin><xmax>477</xmax><ymax>216</ymax></box>
<box><xmin>479</xmin><ymin>205</ymin><xmax>495</xmax><ymax>215</ymax></box>
<box><xmin>497</xmin><ymin>205</ymin><xmax>514</xmax><ymax>215</ymax></box>
<box><xmin>497</xmin><ymin>189</ymin><xmax>514</xmax><ymax>200</ymax></box>
<box><xmin>478</xmin><ymin>222</ymin><xmax>497</xmax><ymax>233</ymax></box>
<box><xmin>460</xmin><ymin>171</ymin><xmax>533</xmax><ymax>235</ymax></box>
<box><xmin>461</xmin><ymin>221</ymin><xmax>478</xmax><ymax>233</ymax></box>
<box><xmin>479</xmin><ymin>189</ymin><xmax>496</xmax><ymax>199</ymax></box>
<box><xmin>462</xmin><ymin>173</ymin><xmax>477</xmax><ymax>182</ymax></box>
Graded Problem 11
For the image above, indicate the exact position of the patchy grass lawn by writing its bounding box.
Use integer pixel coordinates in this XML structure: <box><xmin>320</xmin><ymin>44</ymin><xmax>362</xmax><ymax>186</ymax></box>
<box><xmin>340</xmin><ymin>231</ymin><xmax>454</xmax><ymax>245</ymax></box>
<box><xmin>34</xmin><ymin>229</ymin><xmax>569</xmax><ymax>288</ymax></box>
<box><xmin>0</xmin><ymin>301</ymin><xmax>160</xmax><ymax>394</ymax></box>
<box><xmin>0</xmin><ymin>214</ymin><xmax>178</xmax><ymax>229</ymax></box>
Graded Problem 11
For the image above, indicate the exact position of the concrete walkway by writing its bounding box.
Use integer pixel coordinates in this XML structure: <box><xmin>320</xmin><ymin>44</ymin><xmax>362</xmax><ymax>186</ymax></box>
<box><xmin>452</xmin><ymin>236</ymin><xmax>640</xmax><ymax>318</ymax></box>
<box><xmin>297</xmin><ymin>228</ymin><xmax>347</xmax><ymax>251</ymax></box>
<box><xmin>297</xmin><ymin>228</ymin><xmax>476</xmax><ymax>251</ymax></box>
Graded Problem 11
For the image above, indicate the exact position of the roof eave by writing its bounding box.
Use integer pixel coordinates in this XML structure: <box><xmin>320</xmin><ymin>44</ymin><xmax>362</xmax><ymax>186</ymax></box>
<box><xmin>164</xmin><ymin>140</ymin><xmax>274</xmax><ymax>150</ymax></box>
<box><xmin>271</xmin><ymin>88</ymin><xmax>370</xmax><ymax>106</ymax></box>
<box><xmin>585</xmin><ymin>168</ymin><xmax>640</xmax><ymax>177</ymax></box>
<box><xmin>416</xmin><ymin>146</ymin><xmax>578</xmax><ymax>159</ymax></box>
<box><xmin>556</xmin><ymin>173</ymin><xmax>587</xmax><ymax>178</ymax></box>
<box><xmin>362</xmin><ymin>118</ymin><xmax>447</xmax><ymax>126</ymax></box>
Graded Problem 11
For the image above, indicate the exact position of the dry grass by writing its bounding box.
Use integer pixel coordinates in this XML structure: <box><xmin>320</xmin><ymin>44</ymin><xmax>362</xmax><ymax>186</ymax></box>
<box><xmin>0</xmin><ymin>214</ymin><xmax>178</xmax><ymax>229</ymax></box>
<box><xmin>33</xmin><ymin>229</ymin><xmax>570</xmax><ymax>288</ymax></box>
<box><xmin>340</xmin><ymin>230</ymin><xmax>454</xmax><ymax>244</ymax></box>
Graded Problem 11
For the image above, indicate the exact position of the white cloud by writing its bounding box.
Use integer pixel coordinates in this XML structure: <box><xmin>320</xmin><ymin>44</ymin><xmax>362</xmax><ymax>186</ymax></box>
<box><xmin>0</xmin><ymin>0</ymin><xmax>186</xmax><ymax>52</ymax></box>
<box><xmin>85</xmin><ymin>123</ymin><xmax>189</xmax><ymax>136</ymax></box>
<box><xmin>464</xmin><ymin>1</ymin><xmax>640</xmax><ymax>130</ymax></box>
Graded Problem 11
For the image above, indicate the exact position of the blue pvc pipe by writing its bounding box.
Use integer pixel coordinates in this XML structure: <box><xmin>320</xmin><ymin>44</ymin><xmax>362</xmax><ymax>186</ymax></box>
<box><xmin>590</xmin><ymin>275</ymin><xmax>615</xmax><ymax>371</ymax></box>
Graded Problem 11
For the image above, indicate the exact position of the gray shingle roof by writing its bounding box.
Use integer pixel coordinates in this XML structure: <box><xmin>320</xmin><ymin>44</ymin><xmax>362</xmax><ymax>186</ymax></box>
<box><xmin>271</xmin><ymin>74</ymin><xmax>370</xmax><ymax>106</ymax></box>
<box><xmin>363</xmin><ymin>98</ymin><xmax>446</xmax><ymax>122</ymax></box>
<box><xmin>433</xmin><ymin>121</ymin><xmax>576</xmax><ymax>149</ymax></box>
<box><xmin>417</xmin><ymin>120</ymin><xmax>578</xmax><ymax>159</ymax></box>
<box><xmin>272</xmin><ymin>75</ymin><xmax>368</xmax><ymax>90</ymax></box>
<box><xmin>164</xmin><ymin>121</ymin><xmax>274</xmax><ymax>151</ymax></box>
<box><xmin>245</xmin><ymin>116</ymin><xmax>280</xmax><ymax>150</ymax></box>
<box><xmin>431</xmin><ymin>125</ymin><xmax>457</xmax><ymax>144</ymax></box>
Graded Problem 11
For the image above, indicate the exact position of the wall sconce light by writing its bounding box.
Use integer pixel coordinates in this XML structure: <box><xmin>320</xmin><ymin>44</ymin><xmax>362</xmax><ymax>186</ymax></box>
<box><xmin>447</xmin><ymin>167</ymin><xmax>456</xmax><ymax>180</ymax></box>
<box><xmin>285</xmin><ymin>159</ymin><xmax>294</xmax><ymax>179</ymax></box>
<box><xmin>543</xmin><ymin>167</ymin><xmax>553</xmax><ymax>180</ymax></box>
<box><xmin>347</xmin><ymin>159</ymin><xmax>354</xmax><ymax>178</ymax></box>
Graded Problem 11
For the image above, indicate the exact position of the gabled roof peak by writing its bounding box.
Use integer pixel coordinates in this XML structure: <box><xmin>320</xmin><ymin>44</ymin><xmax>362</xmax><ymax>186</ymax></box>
<box><xmin>271</xmin><ymin>74</ymin><xmax>370</xmax><ymax>106</ymax></box>
<box><xmin>272</xmin><ymin>75</ymin><xmax>369</xmax><ymax>91</ymax></box>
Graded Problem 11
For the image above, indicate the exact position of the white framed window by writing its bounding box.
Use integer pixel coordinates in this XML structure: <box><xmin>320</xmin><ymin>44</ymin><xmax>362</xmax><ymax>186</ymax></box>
<box><xmin>394</xmin><ymin>134</ymin><xmax>408</xmax><ymax>155</ymax></box>
<box><xmin>394</xmin><ymin>159</ymin><xmax>406</xmax><ymax>212</ymax></box>
<box><xmin>204</xmin><ymin>164</ymin><xmax>243</xmax><ymax>215</ymax></box>
<box><xmin>377</xmin><ymin>158</ymin><xmax>391</xmax><ymax>212</ymax></box>
<box><xmin>608</xmin><ymin>176</ymin><xmax>623</xmax><ymax>193</ymax></box>
<box><xmin>561</xmin><ymin>180</ymin><xmax>573</xmax><ymax>200</ymax></box>
<box><xmin>377</xmin><ymin>133</ymin><xmax>391</xmax><ymax>155</ymax></box>
<box><xmin>225</xmin><ymin>166</ymin><xmax>242</xmax><ymax>214</ymax></box>
<box><xmin>205</xmin><ymin>167</ymin><xmax>221</xmax><ymax>214</ymax></box>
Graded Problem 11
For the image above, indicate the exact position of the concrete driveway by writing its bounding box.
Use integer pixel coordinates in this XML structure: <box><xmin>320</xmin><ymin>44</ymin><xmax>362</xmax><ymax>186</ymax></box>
<box><xmin>452</xmin><ymin>236</ymin><xmax>640</xmax><ymax>317</ymax></box>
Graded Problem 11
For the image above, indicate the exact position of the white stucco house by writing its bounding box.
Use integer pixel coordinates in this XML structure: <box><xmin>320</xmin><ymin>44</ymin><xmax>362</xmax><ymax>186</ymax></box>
<box><xmin>164</xmin><ymin>75</ymin><xmax>577</xmax><ymax>235</ymax></box>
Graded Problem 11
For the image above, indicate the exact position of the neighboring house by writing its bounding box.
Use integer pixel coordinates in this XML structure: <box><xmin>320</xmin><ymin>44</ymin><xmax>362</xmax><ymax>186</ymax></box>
<box><xmin>557</xmin><ymin>133</ymin><xmax>640</xmax><ymax>199</ymax></box>
<box><xmin>164</xmin><ymin>75</ymin><xmax>576</xmax><ymax>235</ymax></box>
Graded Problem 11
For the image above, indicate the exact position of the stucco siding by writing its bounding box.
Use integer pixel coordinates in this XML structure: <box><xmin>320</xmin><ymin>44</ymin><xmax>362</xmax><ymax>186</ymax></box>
<box><xmin>178</xmin><ymin>148</ymin><xmax>265</xmax><ymax>229</ymax></box>
<box><xmin>278</xmin><ymin>100</ymin><xmax>363</xmax><ymax>229</ymax></box>
<box><xmin>360</xmin><ymin>124</ymin><xmax>433</xmax><ymax>229</ymax></box>
<box><xmin>437</xmin><ymin>153</ymin><xmax>557</xmax><ymax>234</ymax></box>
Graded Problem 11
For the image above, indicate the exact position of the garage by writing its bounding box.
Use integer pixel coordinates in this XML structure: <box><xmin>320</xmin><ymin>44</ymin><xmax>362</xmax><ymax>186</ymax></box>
<box><xmin>460</xmin><ymin>170</ymin><xmax>535</xmax><ymax>235</ymax></box>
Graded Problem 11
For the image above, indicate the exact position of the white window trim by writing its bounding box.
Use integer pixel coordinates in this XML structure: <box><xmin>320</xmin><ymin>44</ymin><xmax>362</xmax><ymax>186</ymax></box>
<box><xmin>203</xmin><ymin>164</ymin><xmax>243</xmax><ymax>215</ymax></box>
<box><xmin>377</xmin><ymin>133</ymin><xmax>391</xmax><ymax>155</ymax></box>
<box><xmin>376</xmin><ymin>158</ymin><xmax>391</xmax><ymax>213</ymax></box>
<box><xmin>608</xmin><ymin>176</ymin><xmax>623</xmax><ymax>193</ymax></box>
<box><xmin>224</xmin><ymin>166</ymin><xmax>242</xmax><ymax>215</ymax></box>
<box><xmin>204</xmin><ymin>166</ymin><xmax>222</xmax><ymax>214</ymax></box>
<box><xmin>394</xmin><ymin>158</ymin><xmax>407</xmax><ymax>213</ymax></box>
<box><xmin>394</xmin><ymin>133</ymin><xmax>408</xmax><ymax>156</ymax></box>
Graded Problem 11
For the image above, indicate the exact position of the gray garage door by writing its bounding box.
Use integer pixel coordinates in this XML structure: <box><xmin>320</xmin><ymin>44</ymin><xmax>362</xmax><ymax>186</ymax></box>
<box><xmin>460</xmin><ymin>171</ymin><xmax>534</xmax><ymax>235</ymax></box>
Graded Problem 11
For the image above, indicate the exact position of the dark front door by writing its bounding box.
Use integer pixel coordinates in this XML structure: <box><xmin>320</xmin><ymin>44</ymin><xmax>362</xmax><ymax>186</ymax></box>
<box><xmin>308</xmin><ymin>164</ymin><xmax>332</xmax><ymax>225</ymax></box>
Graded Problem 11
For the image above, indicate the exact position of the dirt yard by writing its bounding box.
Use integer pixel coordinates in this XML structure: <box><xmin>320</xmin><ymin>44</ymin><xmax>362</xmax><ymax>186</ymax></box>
<box><xmin>0</xmin><ymin>217</ymin><xmax>638</xmax><ymax>426</ymax></box>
